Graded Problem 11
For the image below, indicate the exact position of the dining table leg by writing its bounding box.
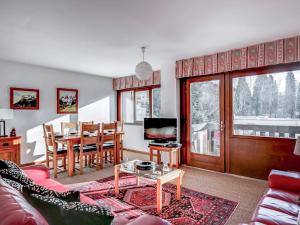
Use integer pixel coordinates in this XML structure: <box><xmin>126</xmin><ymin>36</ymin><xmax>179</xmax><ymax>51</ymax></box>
<box><xmin>115</xmin><ymin>134</ymin><xmax>120</xmax><ymax>165</ymax></box>
<box><xmin>68</xmin><ymin>140</ymin><xmax>74</xmax><ymax>176</ymax></box>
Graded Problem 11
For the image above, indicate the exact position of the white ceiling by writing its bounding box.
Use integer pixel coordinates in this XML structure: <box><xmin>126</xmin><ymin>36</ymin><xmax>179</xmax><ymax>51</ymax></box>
<box><xmin>0</xmin><ymin>0</ymin><xmax>300</xmax><ymax>78</ymax></box>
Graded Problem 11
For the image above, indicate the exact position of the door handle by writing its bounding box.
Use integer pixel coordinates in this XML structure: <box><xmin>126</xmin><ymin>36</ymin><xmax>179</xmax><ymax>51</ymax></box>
<box><xmin>220</xmin><ymin>121</ymin><xmax>225</xmax><ymax>131</ymax></box>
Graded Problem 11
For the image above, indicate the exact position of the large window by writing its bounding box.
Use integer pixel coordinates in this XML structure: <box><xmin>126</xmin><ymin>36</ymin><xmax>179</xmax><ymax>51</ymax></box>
<box><xmin>119</xmin><ymin>87</ymin><xmax>161</xmax><ymax>124</ymax></box>
<box><xmin>233</xmin><ymin>69</ymin><xmax>300</xmax><ymax>138</ymax></box>
<box><xmin>135</xmin><ymin>90</ymin><xmax>150</xmax><ymax>121</ymax></box>
<box><xmin>121</xmin><ymin>91</ymin><xmax>134</xmax><ymax>123</ymax></box>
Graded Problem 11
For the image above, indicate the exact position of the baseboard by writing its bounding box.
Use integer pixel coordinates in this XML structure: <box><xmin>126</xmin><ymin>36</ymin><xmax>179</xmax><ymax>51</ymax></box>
<box><xmin>124</xmin><ymin>148</ymin><xmax>157</xmax><ymax>156</ymax></box>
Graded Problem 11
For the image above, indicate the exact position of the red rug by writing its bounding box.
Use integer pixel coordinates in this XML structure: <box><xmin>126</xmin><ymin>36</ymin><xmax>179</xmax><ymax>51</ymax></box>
<box><xmin>69</xmin><ymin>173</ymin><xmax>238</xmax><ymax>225</ymax></box>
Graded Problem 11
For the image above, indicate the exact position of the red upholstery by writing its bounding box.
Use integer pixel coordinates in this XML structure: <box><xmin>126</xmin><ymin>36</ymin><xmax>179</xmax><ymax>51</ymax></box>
<box><xmin>0</xmin><ymin>178</ymin><xmax>49</xmax><ymax>225</ymax></box>
<box><xmin>248</xmin><ymin>170</ymin><xmax>300</xmax><ymax>225</ymax></box>
<box><xmin>0</xmin><ymin>165</ymin><xmax>167</xmax><ymax>225</ymax></box>
<box><xmin>268</xmin><ymin>170</ymin><xmax>300</xmax><ymax>193</ymax></box>
<box><xmin>22</xmin><ymin>165</ymin><xmax>50</xmax><ymax>182</ymax></box>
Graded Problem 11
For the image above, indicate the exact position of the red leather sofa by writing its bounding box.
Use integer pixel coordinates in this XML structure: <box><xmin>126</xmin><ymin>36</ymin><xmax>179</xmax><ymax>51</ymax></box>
<box><xmin>249</xmin><ymin>170</ymin><xmax>300</xmax><ymax>225</ymax></box>
<box><xmin>0</xmin><ymin>165</ymin><xmax>168</xmax><ymax>225</ymax></box>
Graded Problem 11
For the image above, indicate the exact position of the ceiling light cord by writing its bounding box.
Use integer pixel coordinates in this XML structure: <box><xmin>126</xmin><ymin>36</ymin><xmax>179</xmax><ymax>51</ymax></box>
<box><xmin>141</xmin><ymin>46</ymin><xmax>146</xmax><ymax>62</ymax></box>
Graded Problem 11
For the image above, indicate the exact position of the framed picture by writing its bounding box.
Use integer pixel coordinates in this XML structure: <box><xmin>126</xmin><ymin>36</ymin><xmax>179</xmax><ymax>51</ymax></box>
<box><xmin>57</xmin><ymin>88</ymin><xmax>78</xmax><ymax>114</ymax></box>
<box><xmin>10</xmin><ymin>87</ymin><xmax>39</xmax><ymax>110</ymax></box>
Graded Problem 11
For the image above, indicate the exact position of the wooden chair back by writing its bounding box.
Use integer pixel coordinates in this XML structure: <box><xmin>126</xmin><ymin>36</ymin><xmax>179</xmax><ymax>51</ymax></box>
<box><xmin>80</xmin><ymin>123</ymin><xmax>101</xmax><ymax>147</ymax></box>
<box><xmin>61</xmin><ymin>122</ymin><xmax>77</xmax><ymax>135</ymax></box>
<box><xmin>101</xmin><ymin>122</ymin><xmax>117</xmax><ymax>143</ymax></box>
<box><xmin>78</xmin><ymin>121</ymin><xmax>94</xmax><ymax>133</ymax></box>
<box><xmin>43</xmin><ymin>124</ymin><xmax>56</xmax><ymax>151</ymax></box>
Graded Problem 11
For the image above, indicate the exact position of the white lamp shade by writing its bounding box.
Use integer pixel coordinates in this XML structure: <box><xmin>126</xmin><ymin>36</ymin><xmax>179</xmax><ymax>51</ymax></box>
<box><xmin>135</xmin><ymin>61</ymin><xmax>153</xmax><ymax>81</ymax></box>
<box><xmin>0</xmin><ymin>109</ymin><xmax>14</xmax><ymax>120</ymax></box>
<box><xmin>294</xmin><ymin>136</ymin><xmax>300</xmax><ymax>156</ymax></box>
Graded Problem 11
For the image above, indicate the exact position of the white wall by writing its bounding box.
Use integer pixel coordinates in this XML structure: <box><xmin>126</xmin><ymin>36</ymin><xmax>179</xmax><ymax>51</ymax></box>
<box><xmin>123</xmin><ymin>61</ymin><xmax>180</xmax><ymax>152</ymax></box>
<box><xmin>0</xmin><ymin>59</ymin><xmax>116</xmax><ymax>164</ymax></box>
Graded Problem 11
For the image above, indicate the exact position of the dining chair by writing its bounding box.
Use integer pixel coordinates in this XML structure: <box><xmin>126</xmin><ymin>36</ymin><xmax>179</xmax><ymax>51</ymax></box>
<box><xmin>100</xmin><ymin>122</ymin><xmax>117</xmax><ymax>168</ymax></box>
<box><xmin>75</xmin><ymin>123</ymin><xmax>101</xmax><ymax>175</ymax></box>
<box><xmin>43</xmin><ymin>124</ymin><xmax>67</xmax><ymax>178</ymax></box>
<box><xmin>116</xmin><ymin>120</ymin><xmax>124</xmax><ymax>161</ymax></box>
<box><xmin>78</xmin><ymin>121</ymin><xmax>94</xmax><ymax>134</ymax></box>
<box><xmin>61</xmin><ymin>122</ymin><xmax>78</xmax><ymax>135</ymax></box>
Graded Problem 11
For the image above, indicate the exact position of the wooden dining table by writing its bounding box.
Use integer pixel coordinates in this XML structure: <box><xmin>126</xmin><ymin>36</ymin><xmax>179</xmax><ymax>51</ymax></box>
<box><xmin>55</xmin><ymin>132</ymin><xmax>124</xmax><ymax>176</ymax></box>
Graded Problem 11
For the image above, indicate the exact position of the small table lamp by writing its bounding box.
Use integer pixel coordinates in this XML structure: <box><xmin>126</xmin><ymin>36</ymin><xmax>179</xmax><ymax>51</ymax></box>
<box><xmin>0</xmin><ymin>109</ymin><xmax>14</xmax><ymax>137</ymax></box>
<box><xmin>294</xmin><ymin>136</ymin><xmax>300</xmax><ymax>156</ymax></box>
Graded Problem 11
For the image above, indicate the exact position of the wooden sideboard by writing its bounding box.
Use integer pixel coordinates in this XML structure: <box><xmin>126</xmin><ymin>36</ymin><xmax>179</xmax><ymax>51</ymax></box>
<box><xmin>0</xmin><ymin>136</ymin><xmax>21</xmax><ymax>165</ymax></box>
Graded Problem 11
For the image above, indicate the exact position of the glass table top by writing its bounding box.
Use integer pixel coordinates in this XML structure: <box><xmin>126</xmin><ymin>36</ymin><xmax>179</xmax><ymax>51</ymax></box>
<box><xmin>119</xmin><ymin>159</ymin><xmax>178</xmax><ymax>180</ymax></box>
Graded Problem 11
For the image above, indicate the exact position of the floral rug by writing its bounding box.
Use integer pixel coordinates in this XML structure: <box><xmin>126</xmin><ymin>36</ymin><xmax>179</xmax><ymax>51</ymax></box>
<box><xmin>69</xmin><ymin>173</ymin><xmax>238</xmax><ymax>225</ymax></box>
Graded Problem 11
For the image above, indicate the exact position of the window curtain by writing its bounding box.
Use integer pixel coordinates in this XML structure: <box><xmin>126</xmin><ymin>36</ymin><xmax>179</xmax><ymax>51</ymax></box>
<box><xmin>113</xmin><ymin>71</ymin><xmax>160</xmax><ymax>90</ymax></box>
<box><xmin>176</xmin><ymin>35</ymin><xmax>300</xmax><ymax>78</ymax></box>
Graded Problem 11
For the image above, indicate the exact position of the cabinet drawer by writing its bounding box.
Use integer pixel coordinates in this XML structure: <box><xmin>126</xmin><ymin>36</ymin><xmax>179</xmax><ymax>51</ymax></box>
<box><xmin>0</xmin><ymin>140</ymin><xmax>14</xmax><ymax>148</ymax></box>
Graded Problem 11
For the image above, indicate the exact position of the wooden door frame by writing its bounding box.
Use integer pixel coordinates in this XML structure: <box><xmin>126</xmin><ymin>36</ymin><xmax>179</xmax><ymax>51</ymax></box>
<box><xmin>181</xmin><ymin>74</ymin><xmax>225</xmax><ymax>172</ymax></box>
<box><xmin>226</xmin><ymin>63</ymin><xmax>300</xmax><ymax>175</ymax></box>
<box><xmin>180</xmin><ymin>62</ymin><xmax>300</xmax><ymax>177</ymax></box>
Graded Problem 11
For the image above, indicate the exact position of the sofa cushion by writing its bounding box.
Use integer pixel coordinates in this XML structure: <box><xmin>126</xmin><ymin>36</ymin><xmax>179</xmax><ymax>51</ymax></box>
<box><xmin>2</xmin><ymin>178</ymin><xmax>23</xmax><ymax>191</ymax></box>
<box><xmin>251</xmin><ymin>206</ymin><xmax>298</xmax><ymax>225</ymax></box>
<box><xmin>259</xmin><ymin>196</ymin><xmax>299</xmax><ymax>217</ymax></box>
<box><xmin>0</xmin><ymin>160</ymin><xmax>34</xmax><ymax>185</ymax></box>
<box><xmin>269</xmin><ymin>170</ymin><xmax>300</xmax><ymax>193</ymax></box>
<box><xmin>22</xmin><ymin>165</ymin><xmax>50</xmax><ymax>182</ymax></box>
<box><xmin>29</xmin><ymin>193</ymin><xmax>114</xmax><ymax>225</ymax></box>
<box><xmin>2</xmin><ymin>175</ymin><xmax>80</xmax><ymax>202</ymax></box>
<box><xmin>265</xmin><ymin>188</ymin><xmax>300</xmax><ymax>204</ymax></box>
<box><xmin>0</xmin><ymin>177</ymin><xmax>49</xmax><ymax>225</ymax></box>
<box><xmin>0</xmin><ymin>160</ymin><xmax>22</xmax><ymax>171</ymax></box>
<box><xmin>23</xmin><ymin>182</ymin><xmax>80</xmax><ymax>202</ymax></box>
<box><xmin>0</xmin><ymin>168</ymin><xmax>34</xmax><ymax>185</ymax></box>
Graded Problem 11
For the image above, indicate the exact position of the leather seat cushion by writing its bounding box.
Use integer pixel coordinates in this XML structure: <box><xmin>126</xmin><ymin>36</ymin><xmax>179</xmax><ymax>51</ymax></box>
<box><xmin>258</xmin><ymin>197</ymin><xmax>299</xmax><ymax>216</ymax></box>
<box><xmin>251</xmin><ymin>206</ymin><xmax>298</xmax><ymax>225</ymax></box>
<box><xmin>269</xmin><ymin>170</ymin><xmax>300</xmax><ymax>193</ymax></box>
<box><xmin>265</xmin><ymin>188</ymin><xmax>299</xmax><ymax>204</ymax></box>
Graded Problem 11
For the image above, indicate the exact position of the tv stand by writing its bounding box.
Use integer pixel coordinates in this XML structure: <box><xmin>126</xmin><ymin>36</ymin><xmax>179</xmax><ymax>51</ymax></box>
<box><xmin>149</xmin><ymin>143</ymin><xmax>182</xmax><ymax>168</ymax></box>
<box><xmin>149</xmin><ymin>141</ymin><xmax>169</xmax><ymax>147</ymax></box>
<box><xmin>149</xmin><ymin>141</ymin><xmax>180</xmax><ymax>147</ymax></box>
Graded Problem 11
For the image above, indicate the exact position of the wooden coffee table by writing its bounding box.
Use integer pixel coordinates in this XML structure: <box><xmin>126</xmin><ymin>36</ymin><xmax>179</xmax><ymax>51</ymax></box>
<box><xmin>114</xmin><ymin>160</ymin><xmax>184</xmax><ymax>213</ymax></box>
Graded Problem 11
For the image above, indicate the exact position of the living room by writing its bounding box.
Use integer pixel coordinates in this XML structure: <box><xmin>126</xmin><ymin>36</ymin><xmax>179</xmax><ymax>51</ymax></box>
<box><xmin>0</xmin><ymin>1</ymin><xmax>300</xmax><ymax>225</ymax></box>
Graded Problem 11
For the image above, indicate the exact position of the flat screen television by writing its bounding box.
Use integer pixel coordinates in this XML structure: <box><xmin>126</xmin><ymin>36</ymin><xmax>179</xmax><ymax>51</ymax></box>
<box><xmin>144</xmin><ymin>118</ymin><xmax>177</xmax><ymax>142</ymax></box>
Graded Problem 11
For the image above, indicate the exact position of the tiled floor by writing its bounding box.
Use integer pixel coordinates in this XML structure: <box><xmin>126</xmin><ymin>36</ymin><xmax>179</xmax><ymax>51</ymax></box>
<box><xmin>54</xmin><ymin>150</ymin><xmax>268</xmax><ymax>225</ymax></box>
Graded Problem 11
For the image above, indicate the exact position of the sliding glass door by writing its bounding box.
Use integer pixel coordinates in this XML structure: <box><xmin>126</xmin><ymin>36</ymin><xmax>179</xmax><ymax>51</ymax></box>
<box><xmin>186</xmin><ymin>74</ymin><xmax>225</xmax><ymax>172</ymax></box>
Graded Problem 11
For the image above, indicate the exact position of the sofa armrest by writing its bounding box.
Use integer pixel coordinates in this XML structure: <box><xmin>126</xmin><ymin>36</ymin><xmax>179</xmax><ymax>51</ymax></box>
<box><xmin>22</xmin><ymin>164</ymin><xmax>50</xmax><ymax>182</ymax></box>
<box><xmin>268</xmin><ymin>169</ymin><xmax>300</xmax><ymax>193</ymax></box>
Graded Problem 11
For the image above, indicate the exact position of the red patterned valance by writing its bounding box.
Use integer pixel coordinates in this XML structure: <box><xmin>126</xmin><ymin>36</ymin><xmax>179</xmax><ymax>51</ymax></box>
<box><xmin>176</xmin><ymin>35</ymin><xmax>300</xmax><ymax>78</ymax></box>
<box><xmin>113</xmin><ymin>71</ymin><xmax>161</xmax><ymax>90</ymax></box>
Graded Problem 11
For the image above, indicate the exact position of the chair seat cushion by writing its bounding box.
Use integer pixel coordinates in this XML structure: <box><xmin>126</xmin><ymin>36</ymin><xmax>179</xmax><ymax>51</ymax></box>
<box><xmin>103</xmin><ymin>142</ymin><xmax>114</xmax><ymax>148</ymax></box>
<box><xmin>74</xmin><ymin>145</ymin><xmax>97</xmax><ymax>152</ymax></box>
<box><xmin>48</xmin><ymin>148</ymin><xmax>68</xmax><ymax>154</ymax></box>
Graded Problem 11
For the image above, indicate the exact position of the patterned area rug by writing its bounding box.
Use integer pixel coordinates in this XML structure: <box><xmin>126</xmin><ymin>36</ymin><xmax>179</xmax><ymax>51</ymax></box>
<box><xmin>69</xmin><ymin>173</ymin><xmax>238</xmax><ymax>225</ymax></box>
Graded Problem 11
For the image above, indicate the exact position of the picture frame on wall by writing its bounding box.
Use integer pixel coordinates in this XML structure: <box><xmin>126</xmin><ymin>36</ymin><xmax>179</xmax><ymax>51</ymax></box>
<box><xmin>57</xmin><ymin>88</ymin><xmax>78</xmax><ymax>114</ymax></box>
<box><xmin>10</xmin><ymin>87</ymin><xmax>40</xmax><ymax>110</ymax></box>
